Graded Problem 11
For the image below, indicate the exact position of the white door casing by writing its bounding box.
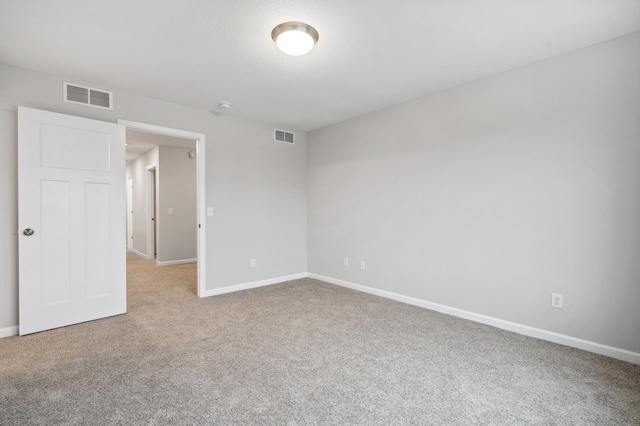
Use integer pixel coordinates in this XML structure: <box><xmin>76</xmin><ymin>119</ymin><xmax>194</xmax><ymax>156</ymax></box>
<box><xmin>18</xmin><ymin>107</ymin><xmax>126</xmax><ymax>335</ymax></box>
<box><xmin>118</xmin><ymin>119</ymin><xmax>206</xmax><ymax>297</ymax></box>
<box><xmin>145</xmin><ymin>164</ymin><xmax>157</xmax><ymax>260</ymax></box>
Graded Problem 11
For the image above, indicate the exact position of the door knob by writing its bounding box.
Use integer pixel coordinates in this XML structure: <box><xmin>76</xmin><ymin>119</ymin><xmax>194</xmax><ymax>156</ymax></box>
<box><xmin>23</xmin><ymin>228</ymin><xmax>34</xmax><ymax>236</ymax></box>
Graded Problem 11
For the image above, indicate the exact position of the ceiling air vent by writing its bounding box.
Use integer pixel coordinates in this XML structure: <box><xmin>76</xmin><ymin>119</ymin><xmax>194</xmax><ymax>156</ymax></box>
<box><xmin>274</xmin><ymin>129</ymin><xmax>294</xmax><ymax>144</ymax></box>
<box><xmin>63</xmin><ymin>82</ymin><xmax>113</xmax><ymax>110</ymax></box>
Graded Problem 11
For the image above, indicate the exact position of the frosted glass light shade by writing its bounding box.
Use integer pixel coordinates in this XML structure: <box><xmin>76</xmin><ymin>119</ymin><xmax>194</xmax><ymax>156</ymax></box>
<box><xmin>271</xmin><ymin>22</ymin><xmax>319</xmax><ymax>56</ymax></box>
<box><xmin>276</xmin><ymin>30</ymin><xmax>315</xmax><ymax>56</ymax></box>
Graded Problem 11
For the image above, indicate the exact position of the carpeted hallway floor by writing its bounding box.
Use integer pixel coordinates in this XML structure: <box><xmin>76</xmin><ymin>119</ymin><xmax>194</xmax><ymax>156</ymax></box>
<box><xmin>1</xmin><ymin>252</ymin><xmax>639</xmax><ymax>425</ymax></box>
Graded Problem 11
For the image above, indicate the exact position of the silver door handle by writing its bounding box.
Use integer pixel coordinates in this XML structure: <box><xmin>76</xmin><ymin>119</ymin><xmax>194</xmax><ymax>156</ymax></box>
<box><xmin>23</xmin><ymin>228</ymin><xmax>34</xmax><ymax>236</ymax></box>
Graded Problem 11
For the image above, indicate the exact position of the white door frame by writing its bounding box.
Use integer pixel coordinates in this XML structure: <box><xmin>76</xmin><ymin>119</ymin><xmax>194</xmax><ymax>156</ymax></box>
<box><xmin>127</xmin><ymin>178</ymin><xmax>133</xmax><ymax>250</ymax></box>
<box><xmin>145</xmin><ymin>164</ymin><xmax>157</xmax><ymax>260</ymax></box>
<box><xmin>118</xmin><ymin>119</ymin><xmax>206</xmax><ymax>298</ymax></box>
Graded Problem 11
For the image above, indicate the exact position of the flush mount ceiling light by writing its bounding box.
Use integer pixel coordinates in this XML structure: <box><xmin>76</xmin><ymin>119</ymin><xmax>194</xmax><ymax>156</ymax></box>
<box><xmin>271</xmin><ymin>21</ymin><xmax>319</xmax><ymax>56</ymax></box>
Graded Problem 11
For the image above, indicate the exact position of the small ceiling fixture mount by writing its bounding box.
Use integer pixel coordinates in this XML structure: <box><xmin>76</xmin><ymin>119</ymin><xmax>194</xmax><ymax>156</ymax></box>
<box><xmin>219</xmin><ymin>101</ymin><xmax>232</xmax><ymax>109</ymax></box>
<box><xmin>271</xmin><ymin>21</ymin><xmax>319</xmax><ymax>56</ymax></box>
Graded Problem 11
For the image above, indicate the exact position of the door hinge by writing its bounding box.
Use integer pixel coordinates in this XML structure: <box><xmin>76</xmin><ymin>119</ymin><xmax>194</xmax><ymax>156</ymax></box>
<box><xmin>198</xmin><ymin>224</ymin><xmax>201</xmax><ymax>229</ymax></box>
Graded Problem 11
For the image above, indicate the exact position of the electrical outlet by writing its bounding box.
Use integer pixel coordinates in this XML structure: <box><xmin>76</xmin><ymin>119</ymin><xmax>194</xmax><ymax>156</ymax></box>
<box><xmin>551</xmin><ymin>293</ymin><xmax>563</xmax><ymax>309</ymax></box>
<box><xmin>168</xmin><ymin>207</ymin><xmax>173</xmax><ymax>215</ymax></box>
<box><xmin>360</xmin><ymin>260</ymin><xmax>366</xmax><ymax>271</ymax></box>
<box><xmin>343</xmin><ymin>258</ymin><xmax>349</xmax><ymax>267</ymax></box>
<box><xmin>250</xmin><ymin>258</ymin><xmax>256</xmax><ymax>268</ymax></box>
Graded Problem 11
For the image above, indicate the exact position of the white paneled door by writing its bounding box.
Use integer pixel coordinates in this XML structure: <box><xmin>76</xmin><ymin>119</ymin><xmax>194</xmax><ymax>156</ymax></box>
<box><xmin>18</xmin><ymin>107</ymin><xmax>126</xmax><ymax>335</ymax></box>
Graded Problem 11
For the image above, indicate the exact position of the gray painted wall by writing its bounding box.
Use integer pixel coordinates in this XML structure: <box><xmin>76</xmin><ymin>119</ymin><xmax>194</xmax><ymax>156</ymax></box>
<box><xmin>307</xmin><ymin>33</ymin><xmax>640</xmax><ymax>353</ymax></box>
<box><xmin>0</xmin><ymin>62</ymin><xmax>308</xmax><ymax>331</ymax></box>
<box><xmin>157</xmin><ymin>145</ymin><xmax>197</xmax><ymax>263</ymax></box>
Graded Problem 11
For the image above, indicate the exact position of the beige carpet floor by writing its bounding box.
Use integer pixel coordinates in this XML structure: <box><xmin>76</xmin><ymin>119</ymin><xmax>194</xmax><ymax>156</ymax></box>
<box><xmin>1</xmin><ymin>252</ymin><xmax>639</xmax><ymax>425</ymax></box>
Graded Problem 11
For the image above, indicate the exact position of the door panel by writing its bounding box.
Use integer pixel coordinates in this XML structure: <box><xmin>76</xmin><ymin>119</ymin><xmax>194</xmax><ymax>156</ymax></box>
<box><xmin>18</xmin><ymin>106</ymin><xmax>126</xmax><ymax>335</ymax></box>
<box><xmin>85</xmin><ymin>182</ymin><xmax>111</xmax><ymax>298</ymax></box>
<box><xmin>40</xmin><ymin>180</ymin><xmax>71</xmax><ymax>305</ymax></box>
<box><xmin>40</xmin><ymin>124</ymin><xmax>111</xmax><ymax>171</ymax></box>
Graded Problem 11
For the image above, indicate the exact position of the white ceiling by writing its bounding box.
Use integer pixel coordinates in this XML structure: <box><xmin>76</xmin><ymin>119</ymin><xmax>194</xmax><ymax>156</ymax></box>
<box><xmin>1</xmin><ymin>1</ymin><xmax>639</xmax><ymax>132</ymax></box>
<box><xmin>126</xmin><ymin>129</ymin><xmax>195</xmax><ymax>163</ymax></box>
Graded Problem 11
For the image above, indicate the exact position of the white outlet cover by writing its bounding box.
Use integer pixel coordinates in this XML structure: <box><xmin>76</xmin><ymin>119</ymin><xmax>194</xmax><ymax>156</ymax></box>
<box><xmin>551</xmin><ymin>293</ymin><xmax>563</xmax><ymax>309</ymax></box>
<box><xmin>207</xmin><ymin>207</ymin><xmax>213</xmax><ymax>217</ymax></box>
<box><xmin>360</xmin><ymin>261</ymin><xmax>366</xmax><ymax>271</ymax></box>
<box><xmin>343</xmin><ymin>258</ymin><xmax>349</xmax><ymax>267</ymax></box>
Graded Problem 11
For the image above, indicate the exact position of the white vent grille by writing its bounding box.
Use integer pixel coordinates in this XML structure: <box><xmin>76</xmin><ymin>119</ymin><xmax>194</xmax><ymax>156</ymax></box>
<box><xmin>274</xmin><ymin>129</ymin><xmax>294</xmax><ymax>144</ymax></box>
<box><xmin>63</xmin><ymin>82</ymin><xmax>113</xmax><ymax>110</ymax></box>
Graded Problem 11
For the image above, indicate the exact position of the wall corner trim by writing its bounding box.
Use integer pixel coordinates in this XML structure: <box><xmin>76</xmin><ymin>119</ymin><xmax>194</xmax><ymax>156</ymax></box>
<box><xmin>0</xmin><ymin>326</ymin><xmax>19</xmax><ymax>339</ymax></box>
<box><xmin>201</xmin><ymin>272</ymin><xmax>309</xmax><ymax>297</ymax></box>
<box><xmin>307</xmin><ymin>273</ymin><xmax>640</xmax><ymax>365</ymax></box>
<box><xmin>129</xmin><ymin>248</ymin><xmax>150</xmax><ymax>260</ymax></box>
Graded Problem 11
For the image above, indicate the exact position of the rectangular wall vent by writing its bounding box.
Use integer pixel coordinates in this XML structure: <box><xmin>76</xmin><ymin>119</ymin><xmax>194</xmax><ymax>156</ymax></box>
<box><xmin>274</xmin><ymin>129</ymin><xmax>294</xmax><ymax>144</ymax></box>
<box><xmin>63</xmin><ymin>82</ymin><xmax>113</xmax><ymax>110</ymax></box>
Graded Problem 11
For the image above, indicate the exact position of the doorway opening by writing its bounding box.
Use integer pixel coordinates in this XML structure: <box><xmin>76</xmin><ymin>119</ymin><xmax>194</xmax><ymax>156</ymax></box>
<box><xmin>119</xmin><ymin>120</ymin><xmax>206</xmax><ymax>298</ymax></box>
<box><xmin>146</xmin><ymin>165</ymin><xmax>157</xmax><ymax>259</ymax></box>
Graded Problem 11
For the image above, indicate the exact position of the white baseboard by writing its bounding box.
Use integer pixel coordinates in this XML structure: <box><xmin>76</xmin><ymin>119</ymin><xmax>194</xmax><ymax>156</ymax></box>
<box><xmin>157</xmin><ymin>258</ymin><xmax>197</xmax><ymax>266</ymax></box>
<box><xmin>308</xmin><ymin>273</ymin><xmax>640</xmax><ymax>365</ymax></box>
<box><xmin>4</xmin><ymin>268</ymin><xmax>636</xmax><ymax>365</ymax></box>
<box><xmin>201</xmin><ymin>272</ymin><xmax>308</xmax><ymax>298</ymax></box>
<box><xmin>0</xmin><ymin>326</ymin><xmax>18</xmax><ymax>338</ymax></box>
<box><xmin>129</xmin><ymin>248</ymin><xmax>149</xmax><ymax>259</ymax></box>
